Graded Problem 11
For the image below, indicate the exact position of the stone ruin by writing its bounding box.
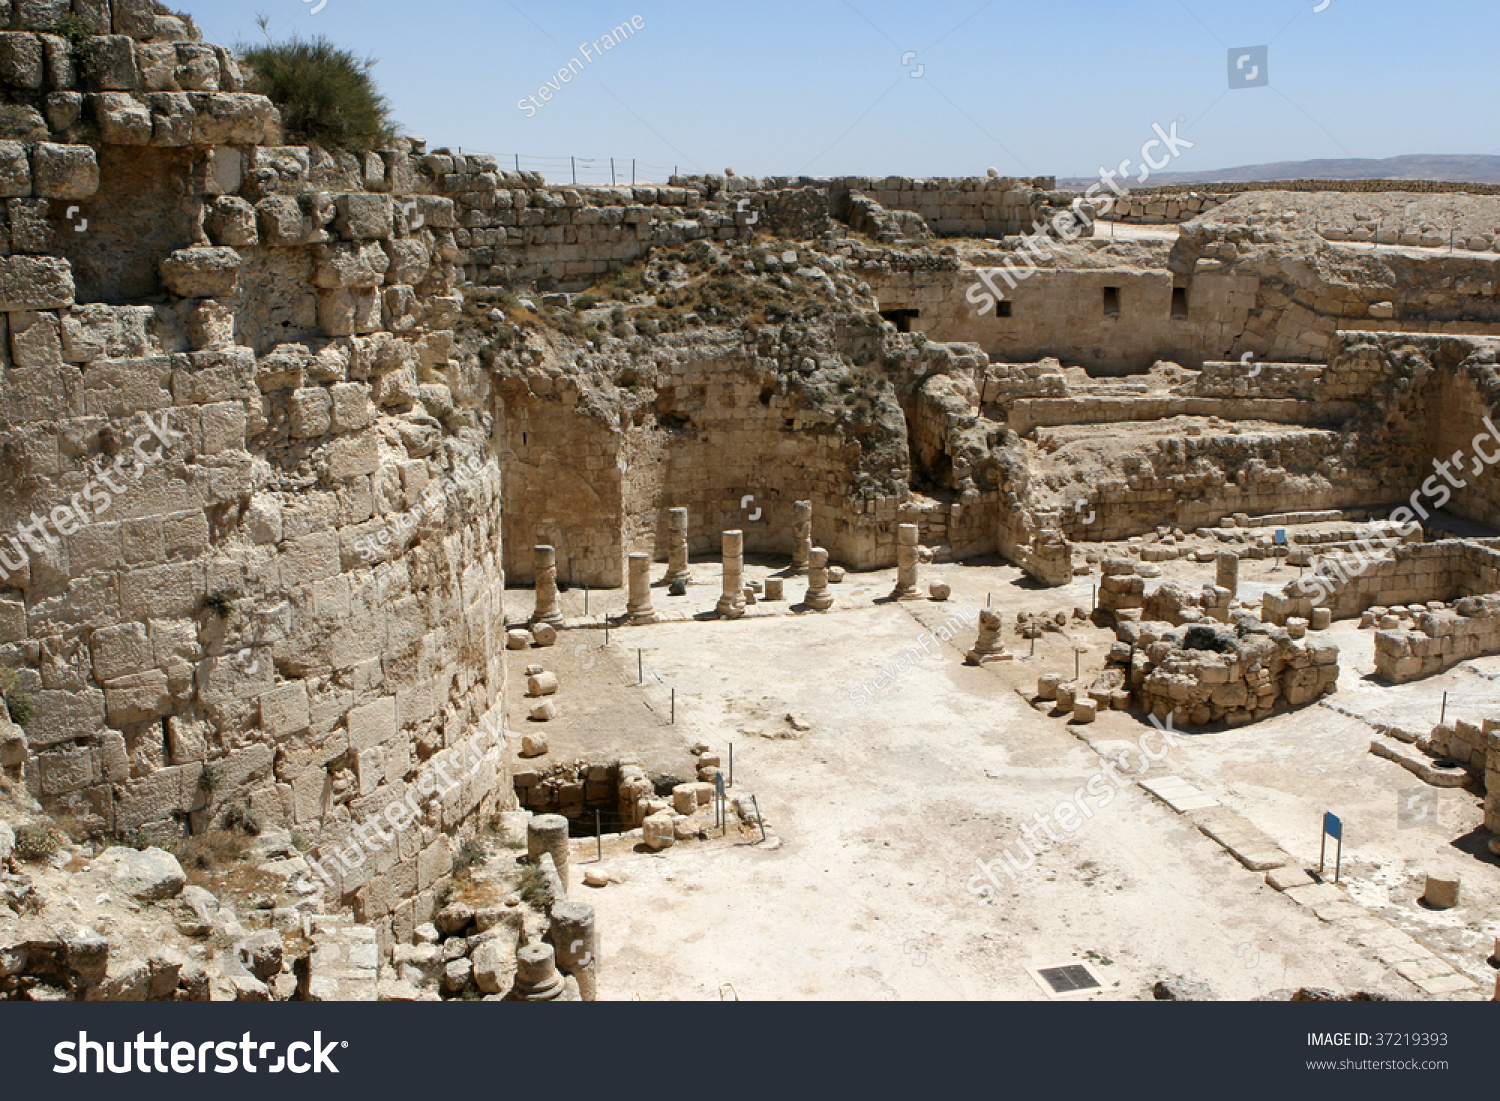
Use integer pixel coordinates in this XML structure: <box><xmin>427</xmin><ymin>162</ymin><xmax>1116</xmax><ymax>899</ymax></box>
<box><xmin>3</xmin><ymin>0</ymin><xmax>1500</xmax><ymax>1002</ymax></box>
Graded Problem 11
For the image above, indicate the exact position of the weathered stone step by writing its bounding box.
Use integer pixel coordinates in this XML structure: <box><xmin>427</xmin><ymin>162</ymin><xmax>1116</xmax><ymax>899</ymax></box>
<box><xmin>1368</xmin><ymin>736</ymin><xmax>1470</xmax><ymax>788</ymax></box>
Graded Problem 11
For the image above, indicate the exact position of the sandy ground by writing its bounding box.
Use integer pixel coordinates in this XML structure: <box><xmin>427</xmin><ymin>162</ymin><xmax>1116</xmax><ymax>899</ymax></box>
<box><xmin>512</xmin><ymin>555</ymin><xmax>1499</xmax><ymax>1001</ymax></box>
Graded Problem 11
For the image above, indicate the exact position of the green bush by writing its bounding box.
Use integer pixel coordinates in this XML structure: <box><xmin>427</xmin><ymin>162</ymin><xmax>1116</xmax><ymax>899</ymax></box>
<box><xmin>239</xmin><ymin>32</ymin><xmax>395</xmax><ymax>151</ymax></box>
<box><xmin>14</xmin><ymin>821</ymin><xmax>61</xmax><ymax>863</ymax></box>
<box><xmin>3</xmin><ymin>689</ymin><xmax>34</xmax><ymax>729</ymax></box>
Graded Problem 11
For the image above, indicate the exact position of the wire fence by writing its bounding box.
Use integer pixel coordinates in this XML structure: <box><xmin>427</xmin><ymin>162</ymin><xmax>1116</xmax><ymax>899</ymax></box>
<box><xmin>457</xmin><ymin>151</ymin><xmax>681</xmax><ymax>186</ymax></box>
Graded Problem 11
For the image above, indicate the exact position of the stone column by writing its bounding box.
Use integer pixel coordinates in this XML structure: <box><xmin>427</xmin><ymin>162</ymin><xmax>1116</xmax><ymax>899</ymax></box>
<box><xmin>965</xmin><ymin>609</ymin><xmax>1013</xmax><ymax>665</ymax></box>
<box><xmin>506</xmin><ymin>943</ymin><xmax>569</xmax><ymax>1001</ymax></box>
<box><xmin>805</xmin><ymin>547</ymin><xmax>834</xmax><ymax>611</ymax></box>
<box><xmin>625</xmin><ymin>553</ymin><xmax>658</xmax><ymax>625</ymax></box>
<box><xmin>716</xmin><ymin>531</ymin><xmax>747</xmax><ymax>619</ymax></box>
<box><xmin>665</xmin><ymin>507</ymin><xmax>692</xmax><ymax>583</ymax></box>
<box><xmin>527</xmin><ymin>814</ymin><xmax>569</xmax><ymax>895</ymax></box>
<box><xmin>1216</xmin><ymin>552</ymin><xmax>1240</xmax><ymax>597</ymax></box>
<box><xmin>550</xmin><ymin>899</ymin><xmax>598</xmax><ymax>1002</ymax></box>
<box><xmin>530</xmin><ymin>545</ymin><xmax>564</xmax><ymax>626</ymax></box>
<box><xmin>791</xmin><ymin>500</ymin><xmax>813</xmax><ymax>574</ymax></box>
<box><xmin>891</xmin><ymin>523</ymin><xmax>920</xmax><ymax>601</ymax></box>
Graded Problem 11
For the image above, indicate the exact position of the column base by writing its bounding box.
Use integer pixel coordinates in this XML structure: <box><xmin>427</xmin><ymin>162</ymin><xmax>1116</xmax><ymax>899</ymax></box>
<box><xmin>529</xmin><ymin>611</ymin><xmax>565</xmax><ymax>627</ymax></box>
<box><xmin>806</xmin><ymin>593</ymin><xmax>834</xmax><ymax>612</ymax></box>
<box><xmin>966</xmin><ymin>650</ymin><xmax>1014</xmax><ymax>666</ymax></box>
<box><xmin>716</xmin><ymin>596</ymin><xmax>746</xmax><ymax>619</ymax></box>
<box><xmin>889</xmin><ymin>587</ymin><xmax>922</xmax><ymax>602</ymax></box>
<box><xmin>626</xmin><ymin>610</ymin><xmax>660</xmax><ymax>626</ymax></box>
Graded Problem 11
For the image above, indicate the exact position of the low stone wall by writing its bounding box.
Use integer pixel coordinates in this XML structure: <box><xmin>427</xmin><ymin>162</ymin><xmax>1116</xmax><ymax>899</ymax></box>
<box><xmin>1095</xmin><ymin>192</ymin><xmax>1226</xmax><ymax>225</ymax></box>
<box><xmin>1116</xmin><ymin>618</ymin><xmax>1339</xmax><ymax>727</ymax></box>
<box><xmin>1373</xmin><ymin>593</ymin><xmax>1500</xmax><ymax>682</ymax></box>
<box><xmin>1265</xmin><ymin>539</ymin><xmax>1500</xmax><ymax>625</ymax></box>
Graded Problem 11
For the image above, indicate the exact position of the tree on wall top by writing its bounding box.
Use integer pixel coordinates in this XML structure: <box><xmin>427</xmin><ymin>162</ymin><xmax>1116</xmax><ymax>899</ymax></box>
<box><xmin>239</xmin><ymin>17</ymin><xmax>397</xmax><ymax>152</ymax></box>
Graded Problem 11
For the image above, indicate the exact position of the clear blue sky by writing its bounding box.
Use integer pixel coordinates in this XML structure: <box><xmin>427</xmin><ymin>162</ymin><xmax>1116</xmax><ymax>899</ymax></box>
<box><xmin>186</xmin><ymin>0</ymin><xmax>1495</xmax><ymax>184</ymax></box>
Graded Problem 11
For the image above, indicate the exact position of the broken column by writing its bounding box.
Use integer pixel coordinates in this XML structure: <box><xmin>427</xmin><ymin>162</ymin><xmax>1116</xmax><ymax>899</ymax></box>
<box><xmin>506</xmin><ymin>943</ymin><xmax>569</xmax><ymax>1001</ymax></box>
<box><xmin>528</xmin><ymin>814</ymin><xmax>570</xmax><ymax>895</ymax></box>
<box><xmin>626</xmin><ymin>552</ymin><xmax>658</xmax><ymax>625</ymax></box>
<box><xmin>805</xmin><ymin>548</ymin><xmax>834</xmax><ymax>611</ymax></box>
<box><xmin>891</xmin><ymin>523</ymin><xmax>921</xmax><ymax>601</ymax></box>
<box><xmin>965</xmin><ymin>609</ymin><xmax>1013</xmax><ymax>665</ymax></box>
<box><xmin>716</xmin><ymin>530</ymin><xmax>747</xmax><ymax>619</ymax></box>
<box><xmin>665</xmin><ymin>507</ymin><xmax>692</xmax><ymax>583</ymax></box>
<box><xmin>530</xmin><ymin>545</ymin><xmax>564</xmax><ymax>626</ymax></box>
<box><xmin>1423</xmin><ymin>872</ymin><xmax>1461</xmax><ymax>909</ymax></box>
<box><xmin>1216</xmin><ymin>552</ymin><xmax>1240</xmax><ymax>597</ymax></box>
<box><xmin>550</xmin><ymin>899</ymin><xmax>598</xmax><ymax>1002</ymax></box>
<box><xmin>791</xmin><ymin>500</ymin><xmax>813</xmax><ymax>574</ymax></box>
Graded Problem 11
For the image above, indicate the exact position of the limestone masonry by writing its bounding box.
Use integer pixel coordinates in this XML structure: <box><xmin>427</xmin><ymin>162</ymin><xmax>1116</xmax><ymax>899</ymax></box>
<box><xmin>3</xmin><ymin>0</ymin><xmax>1500</xmax><ymax>1004</ymax></box>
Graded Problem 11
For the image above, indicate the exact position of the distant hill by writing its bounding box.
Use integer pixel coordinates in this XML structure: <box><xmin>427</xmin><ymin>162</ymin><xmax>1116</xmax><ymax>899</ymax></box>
<box><xmin>1057</xmin><ymin>155</ymin><xmax>1500</xmax><ymax>189</ymax></box>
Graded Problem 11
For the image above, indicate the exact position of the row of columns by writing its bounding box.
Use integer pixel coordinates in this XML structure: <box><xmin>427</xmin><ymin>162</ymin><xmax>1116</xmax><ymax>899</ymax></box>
<box><xmin>530</xmin><ymin>513</ymin><xmax>929</xmax><ymax>622</ymax></box>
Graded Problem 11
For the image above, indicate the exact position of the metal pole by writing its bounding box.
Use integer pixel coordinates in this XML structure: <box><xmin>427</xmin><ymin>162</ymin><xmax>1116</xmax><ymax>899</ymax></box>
<box><xmin>671</xmin><ymin>688</ymin><xmax>676</xmax><ymax>725</ymax></box>
<box><xmin>1030</xmin><ymin>632</ymin><xmax>1036</xmax><ymax>657</ymax></box>
<box><xmin>1335</xmin><ymin>833</ymin><xmax>1342</xmax><ymax>885</ymax></box>
<box><xmin>584</xmin><ymin>583</ymin><xmax>589</xmax><ymax>615</ymax></box>
<box><xmin>987</xmin><ymin>593</ymin><xmax>992</xmax><ymax>608</ymax></box>
<box><xmin>605</xmin><ymin>625</ymin><xmax>609</xmax><ymax>648</ymax></box>
<box><xmin>596</xmin><ymin>809</ymin><xmax>602</xmax><ymax>862</ymax></box>
<box><xmin>1441</xmin><ymin>692</ymin><xmax>1448</xmax><ymax>725</ymax></box>
<box><xmin>515</xmin><ymin>153</ymin><xmax>520</xmax><ymax>173</ymax></box>
<box><xmin>632</xmin><ymin>158</ymin><xmax>636</xmax><ymax>185</ymax></box>
<box><xmin>750</xmin><ymin>795</ymin><xmax>767</xmax><ymax>842</ymax></box>
<box><xmin>571</xmin><ymin>156</ymin><xmax>577</xmax><ymax>185</ymax></box>
<box><xmin>611</xmin><ymin>157</ymin><xmax>616</xmax><ymax>185</ymax></box>
<box><xmin>1075</xmin><ymin>649</ymin><xmax>1081</xmax><ymax>680</ymax></box>
<box><xmin>1319</xmin><ymin>828</ymin><xmax>1326</xmax><ymax>876</ymax></box>
<box><xmin>729</xmin><ymin>743</ymin><xmax>733</xmax><ymax>787</ymax></box>
<box><xmin>637</xmin><ymin>648</ymin><xmax>642</xmax><ymax>685</ymax></box>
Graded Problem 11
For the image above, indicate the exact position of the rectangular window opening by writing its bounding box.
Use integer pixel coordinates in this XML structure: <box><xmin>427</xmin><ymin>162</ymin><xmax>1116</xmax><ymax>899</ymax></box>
<box><xmin>1103</xmin><ymin>287</ymin><xmax>1121</xmax><ymax>318</ymax></box>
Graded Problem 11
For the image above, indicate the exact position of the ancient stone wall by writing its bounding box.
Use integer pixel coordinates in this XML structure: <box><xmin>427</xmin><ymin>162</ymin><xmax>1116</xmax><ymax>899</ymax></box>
<box><xmin>1374</xmin><ymin>591</ymin><xmax>1500</xmax><ymax>683</ymax></box>
<box><xmin>1116</xmin><ymin>617</ymin><xmax>1339</xmax><ymax>727</ymax></box>
<box><xmin>1264</xmin><ymin>540</ymin><xmax>1500</xmax><ymax>626</ymax></box>
<box><xmin>0</xmin><ymin>1</ymin><xmax>512</xmax><ymax>955</ymax></box>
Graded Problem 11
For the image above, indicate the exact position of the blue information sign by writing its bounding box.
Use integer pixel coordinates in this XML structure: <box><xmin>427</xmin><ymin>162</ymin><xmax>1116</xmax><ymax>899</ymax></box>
<box><xmin>1324</xmin><ymin>812</ymin><xmax>1341</xmax><ymax>839</ymax></box>
<box><xmin>1274</xmin><ymin>529</ymin><xmax>1287</xmax><ymax>546</ymax></box>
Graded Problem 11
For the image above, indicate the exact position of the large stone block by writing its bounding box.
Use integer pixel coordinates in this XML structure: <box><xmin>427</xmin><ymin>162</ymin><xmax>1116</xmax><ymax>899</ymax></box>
<box><xmin>0</xmin><ymin>140</ymin><xmax>31</xmax><ymax>196</ymax></box>
<box><xmin>29</xmin><ymin>143</ymin><xmax>99</xmax><ymax>199</ymax></box>
<box><xmin>0</xmin><ymin>32</ymin><xmax>44</xmax><ymax>89</ymax></box>
<box><xmin>159</xmin><ymin>246</ymin><xmax>240</xmax><ymax>298</ymax></box>
<box><xmin>204</xmin><ymin>195</ymin><xmax>258</xmax><ymax>246</ymax></box>
<box><xmin>290</xmin><ymin>387</ymin><xmax>333</xmax><ymax>439</ymax></box>
<box><xmin>0</xmin><ymin>255</ymin><xmax>73</xmax><ymax>310</ymax></box>
<box><xmin>347</xmin><ymin>696</ymin><xmax>398</xmax><ymax>752</ymax></box>
<box><xmin>85</xmin><ymin>35</ymin><xmax>141</xmax><ymax>91</ymax></box>
<box><xmin>91</xmin><ymin>620</ymin><xmax>153</xmax><ymax>681</ymax></box>
<box><xmin>335</xmin><ymin>193</ymin><xmax>393</xmax><ymax>240</ymax></box>
<box><xmin>104</xmin><ymin>670</ymin><xmax>172</xmax><ymax>724</ymax></box>
<box><xmin>90</xmin><ymin>90</ymin><xmax>152</xmax><ymax>143</ymax></box>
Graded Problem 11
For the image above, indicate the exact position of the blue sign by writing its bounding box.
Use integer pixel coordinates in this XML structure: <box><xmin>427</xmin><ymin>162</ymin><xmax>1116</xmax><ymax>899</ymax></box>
<box><xmin>715</xmin><ymin>773</ymin><xmax>726</xmax><ymax>798</ymax></box>
<box><xmin>1323</xmin><ymin>812</ymin><xmax>1341</xmax><ymax>840</ymax></box>
<box><xmin>1274</xmin><ymin>529</ymin><xmax>1287</xmax><ymax>546</ymax></box>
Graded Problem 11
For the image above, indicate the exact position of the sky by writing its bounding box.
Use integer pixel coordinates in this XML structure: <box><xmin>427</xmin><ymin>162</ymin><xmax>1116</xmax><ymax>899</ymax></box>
<box><xmin>183</xmin><ymin>0</ymin><xmax>1497</xmax><ymax>185</ymax></box>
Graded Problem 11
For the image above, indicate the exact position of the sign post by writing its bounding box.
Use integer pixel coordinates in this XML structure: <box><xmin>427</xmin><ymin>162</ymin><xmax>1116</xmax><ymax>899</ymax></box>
<box><xmin>1273</xmin><ymin>529</ymin><xmax>1286</xmax><ymax>571</ymax></box>
<box><xmin>1319</xmin><ymin>812</ymin><xmax>1343</xmax><ymax>884</ymax></box>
